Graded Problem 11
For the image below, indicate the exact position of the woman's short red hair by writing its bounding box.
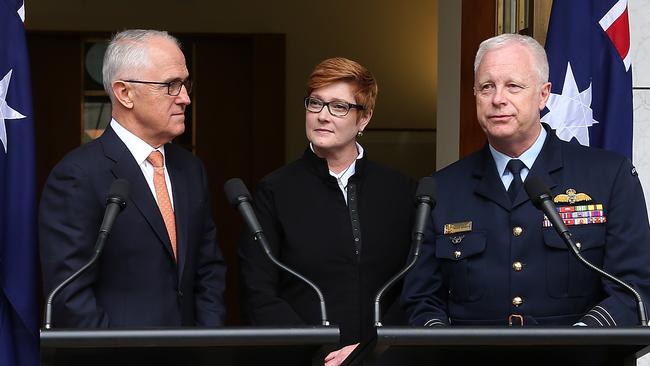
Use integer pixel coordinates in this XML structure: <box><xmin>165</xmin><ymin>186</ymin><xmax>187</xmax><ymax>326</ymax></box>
<box><xmin>306</xmin><ymin>57</ymin><xmax>378</xmax><ymax>118</ymax></box>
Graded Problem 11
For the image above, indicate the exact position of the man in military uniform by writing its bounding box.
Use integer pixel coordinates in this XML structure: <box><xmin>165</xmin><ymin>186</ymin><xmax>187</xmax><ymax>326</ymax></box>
<box><xmin>401</xmin><ymin>33</ymin><xmax>650</xmax><ymax>326</ymax></box>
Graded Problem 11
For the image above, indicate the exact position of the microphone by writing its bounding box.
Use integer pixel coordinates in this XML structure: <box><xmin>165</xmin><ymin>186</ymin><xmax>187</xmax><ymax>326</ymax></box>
<box><xmin>374</xmin><ymin>177</ymin><xmax>436</xmax><ymax>326</ymax></box>
<box><xmin>224</xmin><ymin>178</ymin><xmax>330</xmax><ymax>326</ymax></box>
<box><xmin>43</xmin><ymin>178</ymin><xmax>130</xmax><ymax>330</ymax></box>
<box><xmin>524</xmin><ymin>176</ymin><xmax>647</xmax><ymax>326</ymax></box>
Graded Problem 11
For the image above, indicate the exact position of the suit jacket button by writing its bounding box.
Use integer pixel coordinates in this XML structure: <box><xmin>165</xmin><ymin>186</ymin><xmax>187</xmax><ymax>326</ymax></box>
<box><xmin>512</xmin><ymin>296</ymin><xmax>523</xmax><ymax>307</ymax></box>
<box><xmin>512</xmin><ymin>261</ymin><xmax>523</xmax><ymax>271</ymax></box>
<box><xmin>512</xmin><ymin>226</ymin><xmax>523</xmax><ymax>236</ymax></box>
<box><xmin>177</xmin><ymin>290</ymin><xmax>184</xmax><ymax>298</ymax></box>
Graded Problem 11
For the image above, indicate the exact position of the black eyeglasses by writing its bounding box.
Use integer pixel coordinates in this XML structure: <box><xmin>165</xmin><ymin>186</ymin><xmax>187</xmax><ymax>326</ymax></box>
<box><xmin>122</xmin><ymin>79</ymin><xmax>193</xmax><ymax>96</ymax></box>
<box><xmin>304</xmin><ymin>97</ymin><xmax>365</xmax><ymax>117</ymax></box>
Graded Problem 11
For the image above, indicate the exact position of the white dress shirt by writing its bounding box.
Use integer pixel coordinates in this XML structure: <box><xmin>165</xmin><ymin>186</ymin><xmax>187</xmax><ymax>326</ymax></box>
<box><xmin>310</xmin><ymin>142</ymin><xmax>365</xmax><ymax>203</ymax></box>
<box><xmin>110</xmin><ymin>119</ymin><xmax>174</xmax><ymax>209</ymax></box>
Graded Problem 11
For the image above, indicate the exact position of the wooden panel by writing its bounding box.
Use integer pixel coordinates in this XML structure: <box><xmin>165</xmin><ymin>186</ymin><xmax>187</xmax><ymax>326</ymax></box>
<box><xmin>533</xmin><ymin>0</ymin><xmax>553</xmax><ymax>46</ymax></box>
<box><xmin>194</xmin><ymin>36</ymin><xmax>252</xmax><ymax>326</ymax></box>
<box><xmin>27</xmin><ymin>33</ymin><xmax>83</xmax><ymax>196</ymax></box>
<box><xmin>459</xmin><ymin>0</ymin><xmax>497</xmax><ymax>158</ymax></box>
<box><xmin>249</xmin><ymin>35</ymin><xmax>285</xmax><ymax>185</ymax></box>
<box><xmin>193</xmin><ymin>35</ymin><xmax>285</xmax><ymax>325</ymax></box>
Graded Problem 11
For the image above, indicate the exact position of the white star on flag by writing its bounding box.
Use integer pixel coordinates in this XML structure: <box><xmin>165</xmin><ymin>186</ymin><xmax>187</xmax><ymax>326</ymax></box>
<box><xmin>540</xmin><ymin>62</ymin><xmax>599</xmax><ymax>146</ymax></box>
<box><xmin>18</xmin><ymin>1</ymin><xmax>25</xmax><ymax>22</ymax></box>
<box><xmin>0</xmin><ymin>69</ymin><xmax>27</xmax><ymax>153</ymax></box>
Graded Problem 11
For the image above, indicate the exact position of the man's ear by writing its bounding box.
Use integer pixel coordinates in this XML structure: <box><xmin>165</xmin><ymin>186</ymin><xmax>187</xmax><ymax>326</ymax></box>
<box><xmin>539</xmin><ymin>81</ymin><xmax>551</xmax><ymax>110</ymax></box>
<box><xmin>112</xmin><ymin>81</ymin><xmax>134</xmax><ymax>109</ymax></box>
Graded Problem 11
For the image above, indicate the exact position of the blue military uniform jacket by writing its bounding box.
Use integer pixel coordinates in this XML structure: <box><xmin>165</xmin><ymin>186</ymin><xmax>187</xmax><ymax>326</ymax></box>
<box><xmin>402</xmin><ymin>124</ymin><xmax>650</xmax><ymax>326</ymax></box>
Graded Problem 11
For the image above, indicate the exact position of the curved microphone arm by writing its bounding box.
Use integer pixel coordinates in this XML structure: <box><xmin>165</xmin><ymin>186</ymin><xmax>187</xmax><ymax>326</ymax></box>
<box><xmin>43</xmin><ymin>231</ymin><xmax>108</xmax><ymax>330</ymax></box>
<box><xmin>255</xmin><ymin>232</ymin><xmax>329</xmax><ymax>326</ymax></box>
<box><xmin>560</xmin><ymin>231</ymin><xmax>647</xmax><ymax>326</ymax></box>
<box><xmin>374</xmin><ymin>178</ymin><xmax>436</xmax><ymax>327</ymax></box>
<box><xmin>524</xmin><ymin>175</ymin><xmax>647</xmax><ymax>326</ymax></box>
<box><xmin>373</xmin><ymin>232</ymin><xmax>424</xmax><ymax>327</ymax></box>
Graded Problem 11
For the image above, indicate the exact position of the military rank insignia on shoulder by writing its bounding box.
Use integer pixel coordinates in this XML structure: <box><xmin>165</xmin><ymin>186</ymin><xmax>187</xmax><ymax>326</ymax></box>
<box><xmin>542</xmin><ymin>188</ymin><xmax>606</xmax><ymax>227</ymax></box>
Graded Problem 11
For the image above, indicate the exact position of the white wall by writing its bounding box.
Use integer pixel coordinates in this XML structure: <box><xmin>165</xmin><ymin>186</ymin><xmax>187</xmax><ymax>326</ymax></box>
<box><xmin>435</xmin><ymin>0</ymin><xmax>461</xmax><ymax>170</ymax></box>
<box><xmin>630</xmin><ymin>0</ymin><xmax>650</xmax><ymax>216</ymax></box>
<box><xmin>632</xmin><ymin>0</ymin><xmax>650</xmax><ymax>353</ymax></box>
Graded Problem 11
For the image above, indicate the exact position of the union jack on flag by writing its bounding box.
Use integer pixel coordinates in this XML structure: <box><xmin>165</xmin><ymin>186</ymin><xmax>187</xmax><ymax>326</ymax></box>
<box><xmin>542</xmin><ymin>0</ymin><xmax>633</xmax><ymax>159</ymax></box>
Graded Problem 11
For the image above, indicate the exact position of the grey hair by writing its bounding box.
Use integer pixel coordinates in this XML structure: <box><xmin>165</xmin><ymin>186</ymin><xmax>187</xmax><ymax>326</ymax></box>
<box><xmin>102</xmin><ymin>29</ymin><xmax>181</xmax><ymax>101</ymax></box>
<box><xmin>474</xmin><ymin>33</ymin><xmax>549</xmax><ymax>83</ymax></box>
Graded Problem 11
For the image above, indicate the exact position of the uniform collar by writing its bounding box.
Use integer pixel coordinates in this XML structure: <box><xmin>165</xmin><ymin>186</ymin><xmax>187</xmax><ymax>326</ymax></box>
<box><xmin>489</xmin><ymin>125</ymin><xmax>547</xmax><ymax>178</ymax></box>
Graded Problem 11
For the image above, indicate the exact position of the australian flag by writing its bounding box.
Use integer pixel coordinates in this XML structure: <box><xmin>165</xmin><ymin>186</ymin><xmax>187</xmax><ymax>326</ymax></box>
<box><xmin>0</xmin><ymin>0</ymin><xmax>40</xmax><ymax>365</ymax></box>
<box><xmin>542</xmin><ymin>0</ymin><xmax>633</xmax><ymax>159</ymax></box>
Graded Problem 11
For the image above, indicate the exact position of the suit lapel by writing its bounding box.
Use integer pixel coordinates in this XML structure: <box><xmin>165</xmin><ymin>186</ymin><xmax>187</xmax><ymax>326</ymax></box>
<box><xmin>166</xmin><ymin>145</ymin><xmax>188</xmax><ymax>281</ymax></box>
<box><xmin>101</xmin><ymin>126</ymin><xmax>177</xmax><ymax>261</ymax></box>
<box><xmin>473</xmin><ymin>146</ymin><xmax>512</xmax><ymax>211</ymax></box>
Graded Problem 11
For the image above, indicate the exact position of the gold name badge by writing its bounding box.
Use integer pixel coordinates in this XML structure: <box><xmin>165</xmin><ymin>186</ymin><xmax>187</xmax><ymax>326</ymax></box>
<box><xmin>444</xmin><ymin>221</ymin><xmax>472</xmax><ymax>235</ymax></box>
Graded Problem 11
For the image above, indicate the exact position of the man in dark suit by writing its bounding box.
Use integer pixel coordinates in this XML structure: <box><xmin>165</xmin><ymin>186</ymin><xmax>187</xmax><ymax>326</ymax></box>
<box><xmin>402</xmin><ymin>33</ymin><xmax>650</xmax><ymax>326</ymax></box>
<box><xmin>39</xmin><ymin>29</ymin><xmax>226</xmax><ymax>327</ymax></box>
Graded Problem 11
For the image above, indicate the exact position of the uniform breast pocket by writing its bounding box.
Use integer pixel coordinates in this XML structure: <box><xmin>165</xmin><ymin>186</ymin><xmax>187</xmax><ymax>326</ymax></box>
<box><xmin>543</xmin><ymin>224</ymin><xmax>606</xmax><ymax>298</ymax></box>
<box><xmin>435</xmin><ymin>231</ymin><xmax>487</xmax><ymax>302</ymax></box>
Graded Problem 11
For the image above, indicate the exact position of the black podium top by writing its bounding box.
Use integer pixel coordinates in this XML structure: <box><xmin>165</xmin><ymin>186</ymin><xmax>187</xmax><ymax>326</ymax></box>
<box><xmin>41</xmin><ymin>326</ymin><xmax>339</xmax><ymax>347</ymax></box>
<box><xmin>378</xmin><ymin>326</ymin><xmax>650</xmax><ymax>345</ymax></box>
<box><xmin>41</xmin><ymin>326</ymin><xmax>339</xmax><ymax>366</ymax></box>
<box><xmin>368</xmin><ymin>327</ymin><xmax>650</xmax><ymax>366</ymax></box>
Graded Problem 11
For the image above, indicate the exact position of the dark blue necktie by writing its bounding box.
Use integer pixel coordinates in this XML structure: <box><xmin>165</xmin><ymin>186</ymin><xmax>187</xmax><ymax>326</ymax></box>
<box><xmin>507</xmin><ymin>159</ymin><xmax>526</xmax><ymax>203</ymax></box>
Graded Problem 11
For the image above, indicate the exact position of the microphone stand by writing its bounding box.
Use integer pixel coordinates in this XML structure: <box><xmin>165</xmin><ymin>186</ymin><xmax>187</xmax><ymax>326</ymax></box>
<box><xmin>43</xmin><ymin>231</ymin><xmax>109</xmax><ymax>330</ymax></box>
<box><xmin>43</xmin><ymin>182</ymin><xmax>128</xmax><ymax>330</ymax></box>
<box><xmin>374</xmin><ymin>178</ymin><xmax>435</xmax><ymax>327</ymax></box>
<box><xmin>373</xmin><ymin>232</ymin><xmax>423</xmax><ymax>327</ymax></box>
<box><xmin>254</xmin><ymin>231</ymin><xmax>330</xmax><ymax>326</ymax></box>
<box><xmin>225</xmin><ymin>178</ymin><xmax>330</xmax><ymax>326</ymax></box>
<box><xmin>525</xmin><ymin>176</ymin><xmax>647</xmax><ymax>326</ymax></box>
<box><xmin>559</xmin><ymin>231</ymin><xmax>647</xmax><ymax>326</ymax></box>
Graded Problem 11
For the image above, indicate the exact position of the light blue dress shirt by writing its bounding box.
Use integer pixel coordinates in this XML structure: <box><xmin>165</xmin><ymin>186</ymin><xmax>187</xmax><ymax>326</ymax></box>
<box><xmin>489</xmin><ymin>126</ymin><xmax>547</xmax><ymax>190</ymax></box>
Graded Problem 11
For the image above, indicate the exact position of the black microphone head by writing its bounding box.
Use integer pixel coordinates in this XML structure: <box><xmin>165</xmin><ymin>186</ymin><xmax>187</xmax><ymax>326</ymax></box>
<box><xmin>416</xmin><ymin>177</ymin><xmax>436</xmax><ymax>205</ymax></box>
<box><xmin>224</xmin><ymin>178</ymin><xmax>252</xmax><ymax>207</ymax></box>
<box><xmin>107</xmin><ymin>179</ymin><xmax>129</xmax><ymax>206</ymax></box>
<box><xmin>524</xmin><ymin>175</ymin><xmax>551</xmax><ymax>209</ymax></box>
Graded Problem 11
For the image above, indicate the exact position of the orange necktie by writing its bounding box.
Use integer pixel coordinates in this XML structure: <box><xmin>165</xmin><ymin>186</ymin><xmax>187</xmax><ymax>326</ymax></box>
<box><xmin>147</xmin><ymin>151</ymin><xmax>177</xmax><ymax>260</ymax></box>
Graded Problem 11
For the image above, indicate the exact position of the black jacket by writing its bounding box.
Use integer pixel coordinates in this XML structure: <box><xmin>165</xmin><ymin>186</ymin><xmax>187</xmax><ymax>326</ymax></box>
<box><xmin>239</xmin><ymin>148</ymin><xmax>415</xmax><ymax>345</ymax></box>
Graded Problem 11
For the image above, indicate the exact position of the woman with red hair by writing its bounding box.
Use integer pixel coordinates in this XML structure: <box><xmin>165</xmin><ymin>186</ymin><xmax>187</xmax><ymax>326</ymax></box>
<box><xmin>239</xmin><ymin>57</ymin><xmax>415</xmax><ymax>365</ymax></box>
